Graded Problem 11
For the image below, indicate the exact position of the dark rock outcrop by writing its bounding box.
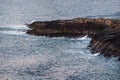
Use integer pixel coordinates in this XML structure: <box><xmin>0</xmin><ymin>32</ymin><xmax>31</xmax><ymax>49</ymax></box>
<box><xmin>26</xmin><ymin>18</ymin><xmax>120</xmax><ymax>60</ymax></box>
<box><xmin>26</xmin><ymin>18</ymin><xmax>109</xmax><ymax>37</ymax></box>
<box><xmin>90</xmin><ymin>20</ymin><xmax>120</xmax><ymax>59</ymax></box>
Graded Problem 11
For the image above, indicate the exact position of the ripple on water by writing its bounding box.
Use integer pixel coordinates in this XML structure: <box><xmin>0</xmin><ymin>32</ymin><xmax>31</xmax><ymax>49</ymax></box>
<box><xmin>0</xmin><ymin>0</ymin><xmax>120</xmax><ymax>79</ymax></box>
<box><xmin>0</xmin><ymin>29</ymin><xmax>120</xmax><ymax>80</ymax></box>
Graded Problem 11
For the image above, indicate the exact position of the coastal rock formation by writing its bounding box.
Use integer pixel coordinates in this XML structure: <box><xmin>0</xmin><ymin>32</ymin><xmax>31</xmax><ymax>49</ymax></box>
<box><xmin>26</xmin><ymin>18</ymin><xmax>120</xmax><ymax>60</ymax></box>
<box><xmin>90</xmin><ymin>20</ymin><xmax>120</xmax><ymax>59</ymax></box>
<box><xmin>26</xmin><ymin>18</ymin><xmax>109</xmax><ymax>37</ymax></box>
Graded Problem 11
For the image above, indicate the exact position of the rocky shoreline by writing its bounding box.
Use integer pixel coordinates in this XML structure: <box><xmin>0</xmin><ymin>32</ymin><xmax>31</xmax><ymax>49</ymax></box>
<box><xmin>26</xmin><ymin>18</ymin><xmax>120</xmax><ymax>60</ymax></box>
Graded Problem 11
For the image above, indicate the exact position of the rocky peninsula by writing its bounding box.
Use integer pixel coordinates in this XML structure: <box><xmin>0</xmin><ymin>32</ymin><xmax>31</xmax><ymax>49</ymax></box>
<box><xmin>26</xmin><ymin>18</ymin><xmax>120</xmax><ymax>60</ymax></box>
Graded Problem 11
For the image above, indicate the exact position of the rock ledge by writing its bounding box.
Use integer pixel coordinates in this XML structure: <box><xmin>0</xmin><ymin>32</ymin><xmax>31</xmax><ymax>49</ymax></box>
<box><xmin>26</xmin><ymin>18</ymin><xmax>120</xmax><ymax>60</ymax></box>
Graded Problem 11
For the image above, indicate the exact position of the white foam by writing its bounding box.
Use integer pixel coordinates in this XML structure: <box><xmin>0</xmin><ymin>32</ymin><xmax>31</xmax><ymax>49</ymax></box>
<box><xmin>50</xmin><ymin>37</ymin><xmax>66</xmax><ymax>40</ymax></box>
<box><xmin>92</xmin><ymin>52</ymin><xmax>100</xmax><ymax>56</ymax></box>
<box><xmin>0</xmin><ymin>25</ymin><xmax>28</xmax><ymax>35</ymax></box>
<box><xmin>30</xmin><ymin>20</ymin><xmax>36</xmax><ymax>24</ymax></box>
<box><xmin>0</xmin><ymin>25</ymin><xmax>28</xmax><ymax>30</ymax></box>
<box><xmin>77</xmin><ymin>35</ymin><xmax>88</xmax><ymax>40</ymax></box>
<box><xmin>71</xmin><ymin>35</ymin><xmax>91</xmax><ymax>41</ymax></box>
<box><xmin>0</xmin><ymin>31</ymin><xmax>26</xmax><ymax>35</ymax></box>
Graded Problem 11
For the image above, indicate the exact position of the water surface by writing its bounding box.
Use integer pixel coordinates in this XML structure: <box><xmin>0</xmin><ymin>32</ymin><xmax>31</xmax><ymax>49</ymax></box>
<box><xmin>0</xmin><ymin>0</ymin><xmax>120</xmax><ymax>80</ymax></box>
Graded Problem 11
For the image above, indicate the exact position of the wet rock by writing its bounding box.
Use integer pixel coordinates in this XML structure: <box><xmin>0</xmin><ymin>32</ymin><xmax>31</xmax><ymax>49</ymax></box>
<box><xmin>26</xmin><ymin>18</ymin><xmax>120</xmax><ymax>59</ymax></box>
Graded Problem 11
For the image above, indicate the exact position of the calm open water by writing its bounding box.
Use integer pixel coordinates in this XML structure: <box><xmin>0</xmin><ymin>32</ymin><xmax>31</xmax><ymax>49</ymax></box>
<box><xmin>0</xmin><ymin>0</ymin><xmax>120</xmax><ymax>80</ymax></box>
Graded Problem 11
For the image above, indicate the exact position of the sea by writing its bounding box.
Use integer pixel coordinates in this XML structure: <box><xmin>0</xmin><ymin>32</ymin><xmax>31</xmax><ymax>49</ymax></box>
<box><xmin>0</xmin><ymin>0</ymin><xmax>120</xmax><ymax>80</ymax></box>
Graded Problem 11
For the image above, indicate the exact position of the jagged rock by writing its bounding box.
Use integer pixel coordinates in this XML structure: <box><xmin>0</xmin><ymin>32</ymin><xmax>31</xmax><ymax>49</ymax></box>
<box><xmin>90</xmin><ymin>24</ymin><xmax>120</xmax><ymax>59</ymax></box>
<box><xmin>26</xmin><ymin>18</ymin><xmax>120</xmax><ymax>60</ymax></box>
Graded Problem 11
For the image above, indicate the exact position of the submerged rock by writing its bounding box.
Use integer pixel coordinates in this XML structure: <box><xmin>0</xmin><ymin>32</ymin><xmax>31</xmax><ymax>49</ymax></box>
<box><xmin>26</xmin><ymin>18</ymin><xmax>120</xmax><ymax>60</ymax></box>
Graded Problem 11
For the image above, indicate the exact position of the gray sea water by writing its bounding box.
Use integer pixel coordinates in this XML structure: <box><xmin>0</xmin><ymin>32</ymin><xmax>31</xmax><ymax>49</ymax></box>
<box><xmin>0</xmin><ymin>0</ymin><xmax>120</xmax><ymax>80</ymax></box>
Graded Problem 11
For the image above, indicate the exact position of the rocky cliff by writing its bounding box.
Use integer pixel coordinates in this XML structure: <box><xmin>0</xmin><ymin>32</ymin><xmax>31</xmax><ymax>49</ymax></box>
<box><xmin>26</xmin><ymin>18</ymin><xmax>120</xmax><ymax>60</ymax></box>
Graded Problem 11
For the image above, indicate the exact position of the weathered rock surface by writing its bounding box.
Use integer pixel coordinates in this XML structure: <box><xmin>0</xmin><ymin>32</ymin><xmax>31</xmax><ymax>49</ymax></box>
<box><xmin>26</xmin><ymin>18</ymin><xmax>120</xmax><ymax>60</ymax></box>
